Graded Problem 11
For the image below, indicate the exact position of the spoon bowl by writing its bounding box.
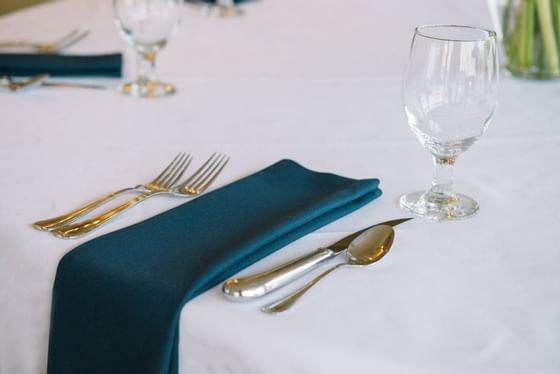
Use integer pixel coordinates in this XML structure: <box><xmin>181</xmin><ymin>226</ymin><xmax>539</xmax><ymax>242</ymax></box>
<box><xmin>346</xmin><ymin>224</ymin><xmax>394</xmax><ymax>266</ymax></box>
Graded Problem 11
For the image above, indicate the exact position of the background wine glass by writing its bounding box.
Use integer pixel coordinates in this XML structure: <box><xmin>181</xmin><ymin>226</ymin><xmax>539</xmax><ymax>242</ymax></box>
<box><xmin>400</xmin><ymin>25</ymin><xmax>499</xmax><ymax>221</ymax></box>
<box><xmin>114</xmin><ymin>0</ymin><xmax>182</xmax><ymax>98</ymax></box>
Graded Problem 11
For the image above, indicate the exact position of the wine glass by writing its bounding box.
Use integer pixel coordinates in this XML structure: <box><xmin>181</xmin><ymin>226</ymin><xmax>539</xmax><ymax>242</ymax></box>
<box><xmin>114</xmin><ymin>0</ymin><xmax>182</xmax><ymax>98</ymax></box>
<box><xmin>400</xmin><ymin>25</ymin><xmax>499</xmax><ymax>221</ymax></box>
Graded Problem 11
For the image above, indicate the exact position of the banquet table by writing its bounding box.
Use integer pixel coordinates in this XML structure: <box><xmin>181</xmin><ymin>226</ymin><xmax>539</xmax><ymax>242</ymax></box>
<box><xmin>1</xmin><ymin>0</ymin><xmax>560</xmax><ymax>373</ymax></box>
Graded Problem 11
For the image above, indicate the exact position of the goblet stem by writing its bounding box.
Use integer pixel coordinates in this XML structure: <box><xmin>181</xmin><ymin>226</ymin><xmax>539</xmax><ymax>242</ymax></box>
<box><xmin>119</xmin><ymin>50</ymin><xmax>174</xmax><ymax>98</ymax></box>
<box><xmin>137</xmin><ymin>51</ymin><xmax>158</xmax><ymax>84</ymax></box>
<box><xmin>430</xmin><ymin>156</ymin><xmax>456</xmax><ymax>197</ymax></box>
<box><xmin>400</xmin><ymin>154</ymin><xmax>479</xmax><ymax>220</ymax></box>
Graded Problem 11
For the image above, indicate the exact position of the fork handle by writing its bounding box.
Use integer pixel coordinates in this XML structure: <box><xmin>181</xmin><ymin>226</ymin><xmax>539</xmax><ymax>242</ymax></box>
<box><xmin>33</xmin><ymin>187</ymin><xmax>139</xmax><ymax>231</ymax></box>
<box><xmin>52</xmin><ymin>191</ymin><xmax>157</xmax><ymax>239</ymax></box>
<box><xmin>0</xmin><ymin>41</ymin><xmax>34</xmax><ymax>48</ymax></box>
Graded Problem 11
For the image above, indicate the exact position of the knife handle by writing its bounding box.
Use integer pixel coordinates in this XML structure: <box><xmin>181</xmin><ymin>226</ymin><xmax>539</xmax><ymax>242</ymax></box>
<box><xmin>222</xmin><ymin>247</ymin><xmax>340</xmax><ymax>301</ymax></box>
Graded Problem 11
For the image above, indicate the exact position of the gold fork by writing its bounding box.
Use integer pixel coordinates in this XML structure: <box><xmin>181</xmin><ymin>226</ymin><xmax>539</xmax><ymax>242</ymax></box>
<box><xmin>33</xmin><ymin>152</ymin><xmax>192</xmax><ymax>231</ymax></box>
<box><xmin>0</xmin><ymin>74</ymin><xmax>49</xmax><ymax>92</ymax></box>
<box><xmin>0</xmin><ymin>29</ymin><xmax>90</xmax><ymax>54</ymax></box>
<box><xmin>52</xmin><ymin>153</ymin><xmax>229</xmax><ymax>239</ymax></box>
<box><xmin>171</xmin><ymin>153</ymin><xmax>229</xmax><ymax>196</ymax></box>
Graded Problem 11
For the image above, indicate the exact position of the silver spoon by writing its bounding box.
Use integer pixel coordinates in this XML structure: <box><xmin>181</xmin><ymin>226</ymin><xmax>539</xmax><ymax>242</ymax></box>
<box><xmin>261</xmin><ymin>224</ymin><xmax>395</xmax><ymax>314</ymax></box>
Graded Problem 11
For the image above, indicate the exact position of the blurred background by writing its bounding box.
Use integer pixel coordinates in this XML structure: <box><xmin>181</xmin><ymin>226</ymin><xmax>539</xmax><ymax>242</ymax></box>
<box><xmin>0</xmin><ymin>0</ymin><xmax>49</xmax><ymax>16</ymax></box>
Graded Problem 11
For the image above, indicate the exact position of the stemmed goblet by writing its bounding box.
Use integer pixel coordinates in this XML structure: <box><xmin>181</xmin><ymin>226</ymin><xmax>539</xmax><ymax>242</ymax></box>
<box><xmin>400</xmin><ymin>25</ymin><xmax>499</xmax><ymax>221</ymax></box>
<box><xmin>114</xmin><ymin>0</ymin><xmax>182</xmax><ymax>98</ymax></box>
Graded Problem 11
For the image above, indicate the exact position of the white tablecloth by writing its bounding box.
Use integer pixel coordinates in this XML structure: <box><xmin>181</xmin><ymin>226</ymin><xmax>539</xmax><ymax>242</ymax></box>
<box><xmin>1</xmin><ymin>0</ymin><xmax>560</xmax><ymax>373</ymax></box>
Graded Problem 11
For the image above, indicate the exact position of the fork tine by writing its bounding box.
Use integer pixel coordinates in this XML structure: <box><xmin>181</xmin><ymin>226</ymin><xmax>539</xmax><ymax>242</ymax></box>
<box><xmin>159</xmin><ymin>153</ymin><xmax>188</xmax><ymax>187</ymax></box>
<box><xmin>187</xmin><ymin>153</ymin><xmax>222</xmax><ymax>188</ymax></box>
<box><xmin>175</xmin><ymin>152</ymin><xmax>218</xmax><ymax>189</ymax></box>
<box><xmin>193</xmin><ymin>156</ymin><xmax>229</xmax><ymax>193</ymax></box>
<box><xmin>165</xmin><ymin>154</ymin><xmax>193</xmax><ymax>187</ymax></box>
<box><xmin>151</xmin><ymin>152</ymin><xmax>184</xmax><ymax>184</ymax></box>
<box><xmin>51</xmin><ymin>29</ymin><xmax>79</xmax><ymax>47</ymax></box>
<box><xmin>54</xmin><ymin>29</ymin><xmax>90</xmax><ymax>50</ymax></box>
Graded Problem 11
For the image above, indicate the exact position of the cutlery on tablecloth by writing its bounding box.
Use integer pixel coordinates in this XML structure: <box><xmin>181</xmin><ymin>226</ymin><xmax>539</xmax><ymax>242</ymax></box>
<box><xmin>42</xmin><ymin>81</ymin><xmax>107</xmax><ymax>90</ymax></box>
<box><xmin>0</xmin><ymin>29</ymin><xmax>90</xmax><ymax>54</ymax></box>
<box><xmin>33</xmin><ymin>153</ymin><xmax>193</xmax><ymax>231</ymax></box>
<box><xmin>261</xmin><ymin>224</ymin><xmax>395</xmax><ymax>314</ymax></box>
<box><xmin>51</xmin><ymin>153</ymin><xmax>229</xmax><ymax>239</ymax></box>
<box><xmin>222</xmin><ymin>218</ymin><xmax>411</xmax><ymax>301</ymax></box>
<box><xmin>0</xmin><ymin>74</ymin><xmax>49</xmax><ymax>92</ymax></box>
<box><xmin>0</xmin><ymin>74</ymin><xmax>107</xmax><ymax>92</ymax></box>
<box><xmin>47</xmin><ymin>159</ymin><xmax>382</xmax><ymax>373</ymax></box>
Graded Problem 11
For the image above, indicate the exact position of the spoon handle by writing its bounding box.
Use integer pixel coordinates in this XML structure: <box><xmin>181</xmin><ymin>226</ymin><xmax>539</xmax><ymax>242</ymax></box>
<box><xmin>261</xmin><ymin>263</ymin><xmax>345</xmax><ymax>314</ymax></box>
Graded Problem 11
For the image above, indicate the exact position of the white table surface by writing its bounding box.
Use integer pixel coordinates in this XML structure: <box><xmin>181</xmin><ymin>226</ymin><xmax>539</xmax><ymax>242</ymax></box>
<box><xmin>1</xmin><ymin>0</ymin><xmax>560</xmax><ymax>373</ymax></box>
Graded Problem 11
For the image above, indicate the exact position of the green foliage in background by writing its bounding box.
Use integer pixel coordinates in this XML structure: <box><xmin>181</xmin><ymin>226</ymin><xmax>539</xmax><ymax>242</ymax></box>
<box><xmin>504</xmin><ymin>0</ymin><xmax>560</xmax><ymax>78</ymax></box>
<box><xmin>0</xmin><ymin>0</ymin><xmax>50</xmax><ymax>16</ymax></box>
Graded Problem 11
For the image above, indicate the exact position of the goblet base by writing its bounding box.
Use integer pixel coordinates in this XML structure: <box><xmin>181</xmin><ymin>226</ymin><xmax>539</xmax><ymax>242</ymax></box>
<box><xmin>118</xmin><ymin>80</ymin><xmax>176</xmax><ymax>98</ymax></box>
<box><xmin>399</xmin><ymin>190</ymin><xmax>479</xmax><ymax>222</ymax></box>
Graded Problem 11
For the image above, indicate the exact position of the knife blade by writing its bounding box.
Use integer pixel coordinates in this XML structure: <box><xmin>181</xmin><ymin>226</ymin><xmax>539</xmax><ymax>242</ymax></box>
<box><xmin>222</xmin><ymin>217</ymin><xmax>412</xmax><ymax>301</ymax></box>
<box><xmin>41</xmin><ymin>81</ymin><xmax>107</xmax><ymax>90</ymax></box>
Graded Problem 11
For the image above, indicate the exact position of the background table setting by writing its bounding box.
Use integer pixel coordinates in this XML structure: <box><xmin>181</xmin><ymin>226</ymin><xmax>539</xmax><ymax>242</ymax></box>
<box><xmin>1</xmin><ymin>0</ymin><xmax>560</xmax><ymax>373</ymax></box>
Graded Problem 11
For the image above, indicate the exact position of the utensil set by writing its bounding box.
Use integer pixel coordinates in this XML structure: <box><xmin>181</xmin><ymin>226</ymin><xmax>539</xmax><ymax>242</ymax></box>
<box><xmin>33</xmin><ymin>153</ymin><xmax>229</xmax><ymax>239</ymax></box>
<box><xmin>0</xmin><ymin>29</ymin><xmax>90</xmax><ymax>54</ymax></box>
<box><xmin>0</xmin><ymin>74</ymin><xmax>107</xmax><ymax>92</ymax></box>
<box><xmin>262</xmin><ymin>225</ymin><xmax>395</xmax><ymax>314</ymax></box>
<box><xmin>34</xmin><ymin>151</ymin><xmax>408</xmax><ymax>313</ymax></box>
<box><xmin>223</xmin><ymin>218</ymin><xmax>412</xmax><ymax>314</ymax></box>
<box><xmin>0</xmin><ymin>29</ymin><xmax>107</xmax><ymax>92</ymax></box>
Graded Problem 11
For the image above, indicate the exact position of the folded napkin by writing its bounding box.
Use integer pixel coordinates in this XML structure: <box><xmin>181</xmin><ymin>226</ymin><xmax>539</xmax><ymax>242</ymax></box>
<box><xmin>0</xmin><ymin>53</ymin><xmax>122</xmax><ymax>77</ymax></box>
<box><xmin>47</xmin><ymin>159</ymin><xmax>382</xmax><ymax>374</ymax></box>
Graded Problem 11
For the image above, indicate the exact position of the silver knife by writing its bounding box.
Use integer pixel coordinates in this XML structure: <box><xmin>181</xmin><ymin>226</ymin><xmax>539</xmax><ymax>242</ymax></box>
<box><xmin>41</xmin><ymin>82</ymin><xmax>107</xmax><ymax>90</ymax></box>
<box><xmin>222</xmin><ymin>218</ymin><xmax>412</xmax><ymax>301</ymax></box>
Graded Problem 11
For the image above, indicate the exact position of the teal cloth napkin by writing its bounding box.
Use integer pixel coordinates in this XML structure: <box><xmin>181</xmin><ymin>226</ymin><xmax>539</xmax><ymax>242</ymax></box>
<box><xmin>47</xmin><ymin>159</ymin><xmax>382</xmax><ymax>374</ymax></box>
<box><xmin>0</xmin><ymin>53</ymin><xmax>122</xmax><ymax>77</ymax></box>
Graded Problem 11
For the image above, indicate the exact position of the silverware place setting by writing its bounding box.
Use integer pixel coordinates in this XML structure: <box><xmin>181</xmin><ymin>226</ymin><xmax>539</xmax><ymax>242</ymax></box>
<box><xmin>0</xmin><ymin>74</ymin><xmax>48</xmax><ymax>92</ymax></box>
<box><xmin>0</xmin><ymin>74</ymin><xmax>107</xmax><ymax>92</ymax></box>
<box><xmin>0</xmin><ymin>29</ymin><xmax>90</xmax><ymax>54</ymax></box>
<box><xmin>222</xmin><ymin>218</ymin><xmax>412</xmax><ymax>314</ymax></box>
<box><xmin>262</xmin><ymin>224</ymin><xmax>396</xmax><ymax>314</ymax></box>
<box><xmin>33</xmin><ymin>152</ymin><xmax>229</xmax><ymax>239</ymax></box>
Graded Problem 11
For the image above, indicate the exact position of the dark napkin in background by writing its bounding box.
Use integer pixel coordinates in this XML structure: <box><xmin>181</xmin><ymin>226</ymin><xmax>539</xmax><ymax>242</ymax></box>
<box><xmin>47</xmin><ymin>159</ymin><xmax>382</xmax><ymax>374</ymax></box>
<box><xmin>0</xmin><ymin>53</ymin><xmax>122</xmax><ymax>77</ymax></box>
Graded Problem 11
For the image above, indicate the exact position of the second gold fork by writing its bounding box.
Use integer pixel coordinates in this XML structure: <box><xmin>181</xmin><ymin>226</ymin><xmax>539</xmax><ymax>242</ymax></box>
<box><xmin>33</xmin><ymin>152</ymin><xmax>192</xmax><ymax>231</ymax></box>
<box><xmin>52</xmin><ymin>153</ymin><xmax>229</xmax><ymax>239</ymax></box>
